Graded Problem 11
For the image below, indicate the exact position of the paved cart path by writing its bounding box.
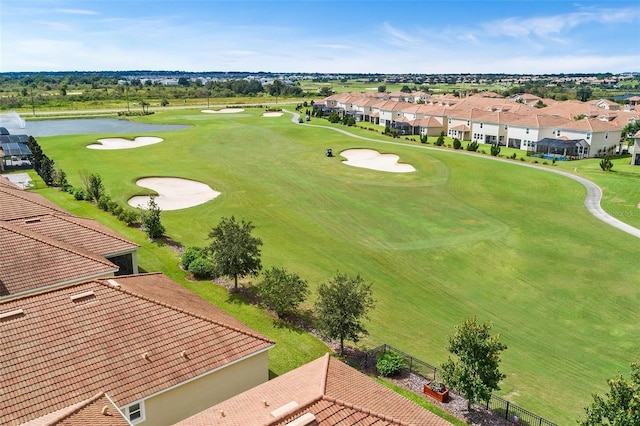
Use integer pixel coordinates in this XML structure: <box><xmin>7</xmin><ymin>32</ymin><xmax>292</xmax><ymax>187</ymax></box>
<box><xmin>286</xmin><ymin>110</ymin><xmax>640</xmax><ymax>239</ymax></box>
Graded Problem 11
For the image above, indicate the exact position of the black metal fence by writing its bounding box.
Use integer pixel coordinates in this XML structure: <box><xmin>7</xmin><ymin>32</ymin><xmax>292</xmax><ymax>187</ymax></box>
<box><xmin>364</xmin><ymin>344</ymin><xmax>556</xmax><ymax>426</ymax></box>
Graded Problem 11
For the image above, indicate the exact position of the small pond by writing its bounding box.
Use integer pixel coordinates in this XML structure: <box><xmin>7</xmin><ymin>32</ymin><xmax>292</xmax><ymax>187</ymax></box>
<box><xmin>0</xmin><ymin>116</ymin><xmax>189</xmax><ymax>137</ymax></box>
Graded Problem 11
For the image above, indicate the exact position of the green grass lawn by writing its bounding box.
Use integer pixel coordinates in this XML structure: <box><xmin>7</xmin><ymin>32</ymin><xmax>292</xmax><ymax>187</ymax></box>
<box><xmin>31</xmin><ymin>109</ymin><xmax>640</xmax><ymax>425</ymax></box>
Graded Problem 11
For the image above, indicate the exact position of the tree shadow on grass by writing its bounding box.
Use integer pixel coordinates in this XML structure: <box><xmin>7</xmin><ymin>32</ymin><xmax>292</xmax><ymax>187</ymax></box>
<box><xmin>150</xmin><ymin>235</ymin><xmax>184</xmax><ymax>254</ymax></box>
<box><xmin>225</xmin><ymin>283</ymin><xmax>259</xmax><ymax>306</ymax></box>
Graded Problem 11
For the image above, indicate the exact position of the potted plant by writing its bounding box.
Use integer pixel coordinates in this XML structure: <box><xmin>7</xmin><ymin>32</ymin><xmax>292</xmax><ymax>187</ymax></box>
<box><xmin>423</xmin><ymin>380</ymin><xmax>449</xmax><ymax>403</ymax></box>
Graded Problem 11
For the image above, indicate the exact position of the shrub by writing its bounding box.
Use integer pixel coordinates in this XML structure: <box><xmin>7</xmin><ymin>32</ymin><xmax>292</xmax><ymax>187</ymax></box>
<box><xmin>97</xmin><ymin>195</ymin><xmax>111</xmax><ymax>211</ymax></box>
<box><xmin>466</xmin><ymin>141</ymin><xmax>479</xmax><ymax>152</ymax></box>
<box><xmin>180</xmin><ymin>246</ymin><xmax>206</xmax><ymax>270</ymax></box>
<box><xmin>188</xmin><ymin>256</ymin><xmax>215</xmax><ymax>279</ymax></box>
<box><xmin>107</xmin><ymin>200</ymin><xmax>120</xmax><ymax>214</ymax></box>
<box><xmin>490</xmin><ymin>143</ymin><xmax>501</xmax><ymax>156</ymax></box>
<box><xmin>73</xmin><ymin>188</ymin><xmax>86</xmax><ymax>200</ymax></box>
<box><xmin>111</xmin><ymin>204</ymin><xmax>124</xmax><ymax>218</ymax></box>
<box><xmin>453</xmin><ymin>138</ymin><xmax>462</xmax><ymax>149</ymax></box>
<box><xmin>599</xmin><ymin>157</ymin><xmax>614</xmax><ymax>171</ymax></box>
<box><xmin>376</xmin><ymin>351</ymin><xmax>404</xmax><ymax>377</ymax></box>
<box><xmin>118</xmin><ymin>209</ymin><xmax>139</xmax><ymax>226</ymax></box>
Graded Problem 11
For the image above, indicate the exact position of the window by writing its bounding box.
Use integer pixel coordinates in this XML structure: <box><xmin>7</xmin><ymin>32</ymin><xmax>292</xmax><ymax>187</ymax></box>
<box><xmin>125</xmin><ymin>401</ymin><xmax>145</xmax><ymax>424</ymax></box>
<box><xmin>526</xmin><ymin>128</ymin><xmax>530</xmax><ymax>134</ymax></box>
<box><xmin>448</xmin><ymin>118</ymin><xmax>452</xmax><ymax>124</ymax></box>
<box><xmin>605</xmin><ymin>132</ymin><xmax>609</xmax><ymax>139</ymax></box>
<box><xmin>586</xmin><ymin>133</ymin><xmax>591</xmax><ymax>139</ymax></box>
<box><xmin>480</xmin><ymin>123</ymin><xmax>483</xmax><ymax>128</ymax></box>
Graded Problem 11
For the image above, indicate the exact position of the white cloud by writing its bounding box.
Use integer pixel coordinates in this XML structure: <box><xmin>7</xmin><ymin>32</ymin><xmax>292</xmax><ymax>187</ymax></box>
<box><xmin>56</xmin><ymin>8</ymin><xmax>98</xmax><ymax>15</ymax></box>
<box><xmin>381</xmin><ymin>22</ymin><xmax>415</xmax><ymax>46</ymax></box>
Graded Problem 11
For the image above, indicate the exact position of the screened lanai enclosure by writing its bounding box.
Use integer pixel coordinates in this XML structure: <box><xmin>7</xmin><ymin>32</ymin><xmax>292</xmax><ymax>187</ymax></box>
<box><xmin>534</xmin><ymin>137</ymin><xmax>589</xmax><ymax>160</ymax></box>
<box><xmin>0</xmin><ymin>127</ymin><xmax>33</xmax><ymax>171</ymax></box>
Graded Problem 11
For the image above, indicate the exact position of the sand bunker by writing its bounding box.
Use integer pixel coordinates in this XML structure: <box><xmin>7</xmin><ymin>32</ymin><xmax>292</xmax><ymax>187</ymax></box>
<box><xmin>341</xmin><ymin>149</ymin><xmax>416</xmax><ymax>173</ymax></box>
<box><xmin>201</xmin><ymin>108</ymin><xmax>244</xmax><ymax>114</ymax></box>
<box><xmin>128</xmin><ymin>177</ymin><xmax>220</xmax><ymax>211</ymax></box>
<box><xmin>262</xmin><ymin>112</ymin><xmax>283</xmax><ymax>117</ymax></box>
<box><xmin>87</xmin><ymin>136</ymin><xmax>163</xmax><ymax>150</ymax></box>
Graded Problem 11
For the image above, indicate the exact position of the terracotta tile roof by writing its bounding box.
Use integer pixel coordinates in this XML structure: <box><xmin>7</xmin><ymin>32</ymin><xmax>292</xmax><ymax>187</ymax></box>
<box><xmin>0</xmin><ymin>221</ymin><xmax>118</xmax><ymax>297</ymax></box>
<box><xmin>176</xmin><ymin>354</ymin><xmax>451</xmax><ymax>426</ymax></box>
<box><xmin>413</xmin><ymin>116</ymin><xmax>444</xmax><ymax>127</ymax></box>
<box><xmin>0</xmin><ymin>278</ymin><xmax>274</xmax><ymax>425</ymax></box>
<box><xmin>6</xmin><ymin>214</ymin><xmax>139</xmax><ymax>257</ymax></box>
<box><xmin>0</xmin><ymin>185</ymin><xmax>70</xmax><ymax>220</ymax></box>
<box><xmin>98</xmin><ymin>273</ymin><xmax>269</xmax><ymax>338</ymax></box>
<box><xmin>23</xmin><ymin>392</ymin><xmax>131</xmax><ymax>426</ymax></box>
<box><xmin>450</xmin><ymin>124</ymin><xmax>470</xmax><ymax>131</ymax></box>
<box><xmin>0</xmin><ymin>175</ymin><xmax>22</xmax><ymax>189</ymax></box>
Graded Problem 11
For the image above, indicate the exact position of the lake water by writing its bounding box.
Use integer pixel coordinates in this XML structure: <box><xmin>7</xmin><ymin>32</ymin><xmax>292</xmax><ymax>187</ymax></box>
<box><xmin>0</xmin><ymin>115</ymin><xmax>189</xmax><ymax>137</ymax></box>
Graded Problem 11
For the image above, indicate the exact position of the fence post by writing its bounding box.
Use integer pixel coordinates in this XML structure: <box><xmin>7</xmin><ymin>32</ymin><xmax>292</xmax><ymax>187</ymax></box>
<box><xmin>505</xmin><ymin>401</ymin><xmax>510</xmax><ymax>420</ymax></box>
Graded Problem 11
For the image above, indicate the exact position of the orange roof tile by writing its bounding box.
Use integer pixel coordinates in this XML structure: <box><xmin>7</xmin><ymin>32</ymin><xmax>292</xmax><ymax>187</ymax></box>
<box><xmin>0</xmin><ymin>185</ymin><xmax>70</xmax><ymax>220</ymax></box>
<box><xmin>0</xmin><ymin>278</ymin><xmax>274</xmax><ymax>425</ymax></box>
<box><xmin>23</xmin><ymin>392</ymin><xmax>131</xmax><ymax>426</ymax></box>
<box><xmin>0</xmin><ymin>221</ymin><xmax>118</xmax><ymax>297</ymax></box>
<box><xmin>99</xmin><ymin>273</ymin><xmax>268</xmax><ymax>338</ymax></box>
<box><xmin>176</xmin><ymin>354</ymin><xmax>451</xmax><ymax>426</ymax></box>
<box><xmin>6</xmin><ymin>214</ymin><xmax>139</xmax><ymax>257</ymax></box>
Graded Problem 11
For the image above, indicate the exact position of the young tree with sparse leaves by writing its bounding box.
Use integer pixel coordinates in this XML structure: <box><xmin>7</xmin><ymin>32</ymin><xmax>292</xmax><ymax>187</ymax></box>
<box><xmin>314</xmin><ymin>271</ymin><xmax>375</xmax><ymax>356</ymax></box>
<box><xmin>139</xmin><ymin>195</ymin><xmax>165</xmax><ymax>239</ymax></box>
<box><xmin>257</xmin><ymin>266</ymin><xmax>309</xmax><ymax>318</ymax></box>
<box><xmin>208</xmin><ymin>216</ymin><xmax>262</xmax><ymax>290</ymax></box>
<box><xmin>440</xmin><ymin>317</ymin><xmax>507</xmax><ymax>410</ymax></box>
<box><xmin>579</xmin><ymin>362</ymin><xmax>640</xmax><ymax>426</ymax></box>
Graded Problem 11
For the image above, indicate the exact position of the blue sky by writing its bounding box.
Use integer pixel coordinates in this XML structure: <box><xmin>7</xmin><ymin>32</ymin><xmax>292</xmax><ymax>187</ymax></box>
<box><xmin>1</xmin><ymin>0</ymin><xmax>638</xmax><ymax>74</ymax></box>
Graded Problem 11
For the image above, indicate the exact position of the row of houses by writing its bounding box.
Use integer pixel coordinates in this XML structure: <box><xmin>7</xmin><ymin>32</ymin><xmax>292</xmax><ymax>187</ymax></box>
<box><xmin>0</xmin><ymin>175</ymin><xmax>452</xmax><ymax>425</ymax></box>
<box><xmin>317</xmin><ymin>91</ymin><xmax>640</xmax><ymax>161</ymax></box>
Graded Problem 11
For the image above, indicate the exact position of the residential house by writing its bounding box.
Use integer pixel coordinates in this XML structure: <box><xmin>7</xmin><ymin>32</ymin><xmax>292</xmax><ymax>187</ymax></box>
<box><xmin>0</xmin><ymin>177</ymin><xmax>139</xmax><ymax>297</ymax></box>
<box><xmin>0</xmin><ymin>273</ymin><xmax>275</xmax><ymax>426</ymax></box>
<box><xmin>632</xmin><ymin>130</ymin><xmax>640</xmax><ymax>165</ymax></box>
<box><xmin>176</xmin><ymin>353</ymin><xmax>452</xmax><ymax>426</ymax></box>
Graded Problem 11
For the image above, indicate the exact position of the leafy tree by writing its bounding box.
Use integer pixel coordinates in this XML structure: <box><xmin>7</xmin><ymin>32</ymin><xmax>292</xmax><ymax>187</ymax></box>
<box><xmin>377</xmin><ymin>85</ymin><xmax>386</xmax><ymax>93</ymax></box>
<box><xmin>579</xmin><ymin>362</ymin><xmax>640</xmax><ymax>425</ymax></box>
<box><xmin>440</xmin><ymin>317</ymin><xmax>507</xmax><ymax>410</ymax></box>
<box><xmin>327</xmin><ymin>111</ymin><xmax>340</xmax><ymax>123</ymax></box>
<box><xmin>140</xmin><ymin>195</ymin><xmax>165</xmax><ymax>239</ymax></box>
<box><xmin>257</xmin><ymin>266</ymin><xmax>309</xmax><ymax>318</ymax></box>
<box><xmin>490</xmin><ymin>142</ymin><xmax>501</xmax><ymax>156</ymax></box>
<box><xmin>318</xmin><ymin>86</ymin><xmax>333</xmax><ymax>97</ymax></box>
<box><xmin>269</xmin><ymin>79</ymin><xmax>284</xmax><ymax>104</ymax></box>
<box><xmin>139</xmin><ymin>98</ymin><xmax>149</xmax><ymax>114</ymax></box>
<box><xmin>314</xmin><ymin>271</ymin><xmax>375</xmax><ymax>356</ymax></box>
<box><xmin>400</xmin><ymin>85</ymin><xmax>412</xmax><ymax>93</ymax></box>
<box><xmin>577</xmin><ymin>85</ymin><xmax>593</xmax><ymax>102</ymax></box>
<box><xmin>81</xmin><ymin>172</ymin><xmax>105</xmax><ymax>203</ymax></box>
<box><xmin>208</xmin><ymin>216</ymin><xmax>263</xmax><ymax>290</ymax></box>
<box><xmin>621</xmin><ymin>121</ymin><xmax>640</xmax><ymax>145</ymax></box>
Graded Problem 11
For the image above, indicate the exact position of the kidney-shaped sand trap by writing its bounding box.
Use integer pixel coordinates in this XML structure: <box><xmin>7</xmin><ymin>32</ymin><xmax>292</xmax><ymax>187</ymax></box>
<box><xmin>341</xmin><ymin>149</ymin><xmax>416</xmax><ymax>173</ymax></box>
<box><xmin>262</xmin><ymin>112</ymin><xmax>283</xmax><ymax>117</ymax></box>
<box><xmin>87</xmin><ymin>136</ymin><xmax>163</xmax><ymax>150</ymax></box>
<box><xmin>201</xmin><ymin>108</ymin><xmax>244</xmax><ymax>114</ymax></box>
<box><xmin>128</xmin><ymin>177</ymin><xmax>221</xmax><ymax>211</ymax></box>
